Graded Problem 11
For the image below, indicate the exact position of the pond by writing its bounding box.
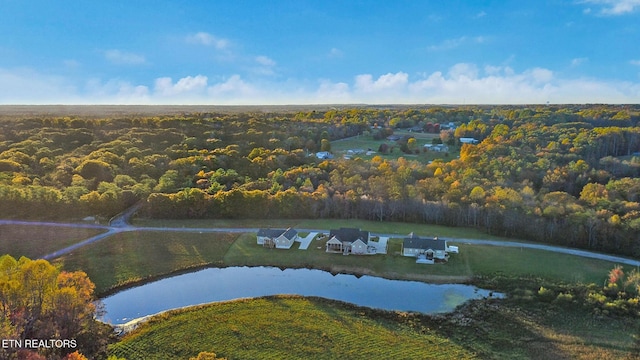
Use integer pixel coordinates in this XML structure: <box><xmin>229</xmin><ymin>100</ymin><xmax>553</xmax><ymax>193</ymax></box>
<box><xmin>100</xmin><ymin>266</ymin><xmax>499</xmax><ymax>324</ymax></box>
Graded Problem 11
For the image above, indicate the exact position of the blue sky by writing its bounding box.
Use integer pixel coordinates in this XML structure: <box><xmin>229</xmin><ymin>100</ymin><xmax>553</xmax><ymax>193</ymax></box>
<box><xmin>1</xmin><ymin>0</ymin><xmax>639</xmax><ymax>104</ymax></box>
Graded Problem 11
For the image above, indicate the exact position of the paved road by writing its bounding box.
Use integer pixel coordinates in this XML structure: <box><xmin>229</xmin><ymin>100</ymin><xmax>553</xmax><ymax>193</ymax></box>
<box><xmin>2</xmin><ymin>219</ymin><xmax>639</xmax><ymax>267</ymax></box>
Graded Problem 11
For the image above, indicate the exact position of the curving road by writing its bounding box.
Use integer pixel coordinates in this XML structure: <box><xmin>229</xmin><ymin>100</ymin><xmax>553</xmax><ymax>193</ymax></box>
<box><xmin>1</xmin><ymin>218</ymin><xmax>639</xmax><ymax>267</ymax></box>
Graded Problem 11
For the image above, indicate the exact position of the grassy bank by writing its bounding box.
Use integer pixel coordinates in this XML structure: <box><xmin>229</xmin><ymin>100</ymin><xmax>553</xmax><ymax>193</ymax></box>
<box><xmin>109</xmin><ymin>295</ymin><xmax>476</xmax><ymax>360</ymax></box>
<box><xmin>0</xmin><ymin>224</ymin><xmax>105</xmax><ymax>259</ymax></box>
<box><xmin>224</xmin><ymin>233</ymin><xmax>617</xmax><ymax>285</ymax></box>
<box><xmin>58</xmin><ymin>226</ymin><xmax>622</xmax><ymax>296</ymax></box>
<box><xmin>109</xmin><ymin>295</ymin><xmax>638</xmax><ymax>360</ymax></box>
<box><xmin>58</xmin><ymin>231</ymin><xmax>238</xmax><ymax>295</ymax></box>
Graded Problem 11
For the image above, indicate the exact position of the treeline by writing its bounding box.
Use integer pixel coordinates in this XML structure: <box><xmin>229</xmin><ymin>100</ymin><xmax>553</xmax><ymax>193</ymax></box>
<box><xmin>1</xmin><ymin>105</ymin><xmax>640</xmax><ymax>257</ymax></box>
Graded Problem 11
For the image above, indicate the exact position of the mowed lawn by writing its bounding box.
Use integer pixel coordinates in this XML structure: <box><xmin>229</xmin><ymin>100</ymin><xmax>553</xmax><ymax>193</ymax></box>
<box><xmin>131</xmin><ymin>218</ymin><xmax>622</xmax><ymax>285</ymax></box>
<box><xmin>0</xmin><ymin>224</ymin><xmax>105</xmax><ymax>259</ymax></box>
<box><xmin>56</xmin><ymin>224</ymin><xmax>622</xmax><ymax>295</ymax></box>
<box><xmin>224</xmin><ymin>233</ymin><xmax>617</xmax><ymax>285</ymax></box>
<box><xmin>133</xmin><ymin>217</ymin><xmax>515</xmax><ymax>240</ymax></box>
<box><xmin>58</xmin><ymin>230</ymin><xmax>238</xmax><ymax>295</ymax></box>
<box><xmin>109</xmin><ymin>295</ymin><xmax>477</xmax><ymax>360</ymax></box>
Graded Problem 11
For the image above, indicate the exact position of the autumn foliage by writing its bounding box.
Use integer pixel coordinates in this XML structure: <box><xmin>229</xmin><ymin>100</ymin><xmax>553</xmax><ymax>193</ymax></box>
<box><xmin>0</xmin><ymin>255</ymin><xmax>110</xmax><ymax>360</ymax></box>
<box><xmin>1</xmin><ymin>106</ymin><xmax>640</xmax><ymax>257</ymax></box>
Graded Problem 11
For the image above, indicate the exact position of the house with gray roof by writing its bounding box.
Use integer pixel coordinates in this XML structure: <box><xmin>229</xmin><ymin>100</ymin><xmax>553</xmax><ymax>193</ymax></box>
<box><xmin>325</xmin><ymin>227</ymin><xmax>371</xmax><ymax>255</ymax></box>
<box><xmin>257</xmin><ymin>228</ymin><xmax>299</xmax><ymax>249</ymax></box>
<box><xmin>401</xmin><ymin>233</ymin><xmax>453</xmax><ymax>263</ymax></box>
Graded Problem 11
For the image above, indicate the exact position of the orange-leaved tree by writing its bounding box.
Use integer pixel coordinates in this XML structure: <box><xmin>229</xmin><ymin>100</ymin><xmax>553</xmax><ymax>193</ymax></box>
<box><xmin>0</xmin><ymin>255</ymin><xmax>111</xmax><ymax>360</ymax></box>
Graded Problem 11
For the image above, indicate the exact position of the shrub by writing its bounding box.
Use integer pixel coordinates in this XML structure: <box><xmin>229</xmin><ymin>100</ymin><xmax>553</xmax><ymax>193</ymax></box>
<box><xmin>554</xmin><ymin>292</ymin><xmax>574</xmax><ymax>304</ymax></box>
<box><xmin>537</xmin><ymin>286</ymin><xmax>555</xmax><ymax>302</ymax></box>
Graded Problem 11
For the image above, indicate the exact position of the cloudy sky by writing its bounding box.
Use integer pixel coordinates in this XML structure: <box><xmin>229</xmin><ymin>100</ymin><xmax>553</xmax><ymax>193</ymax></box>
<box><xmin>1</xmin><ymin>0</ymin><xmax>639</xmax><ymax>104</ymax></box>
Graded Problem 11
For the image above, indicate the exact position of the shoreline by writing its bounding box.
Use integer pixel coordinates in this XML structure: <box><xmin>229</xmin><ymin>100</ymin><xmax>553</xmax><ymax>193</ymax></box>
<box><xmin>96</xmin><ymin>262</ymin><xmax>475</xmax><ymax>299</ymax></box>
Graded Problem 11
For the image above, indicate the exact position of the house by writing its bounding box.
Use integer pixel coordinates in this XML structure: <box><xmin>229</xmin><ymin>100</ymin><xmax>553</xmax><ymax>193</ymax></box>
<box><xmin>401</xmin><ymin>233</ymin><xmax>454</xmax><ymax>263</ymax></box>
<box><xmin>315</xmin><ymin>151</ymin><xmax>333</xmax><ymax>159</ymax></box>
<box><xmin>459</xmin><ymin>137</ymin><xmax>479</xmax><ymax>144</ymax></box>
<box><xmin>325</xmin><ymin>227</ymin><xmax>370</xmax><ymax>255</ymax></box>
<box><xmin>424</xmin><ymin>144</ymin><xmax>449</xmax><ymax>152</ymax></box>
<box><xmin>257</xmin><ymin>228</ymin><xmax>298</xmax><ymax>249</ymax></box>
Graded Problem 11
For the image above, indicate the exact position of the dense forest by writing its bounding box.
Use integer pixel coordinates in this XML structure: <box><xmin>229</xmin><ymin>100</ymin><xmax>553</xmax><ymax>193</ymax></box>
<box><xmin>1</xmin><ymin>105</ymin><xmax>640</xmax><ymax>257</ymax></box>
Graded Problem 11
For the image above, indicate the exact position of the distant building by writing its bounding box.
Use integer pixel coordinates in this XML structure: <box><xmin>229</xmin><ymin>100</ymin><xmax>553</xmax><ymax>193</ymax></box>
<box><xmin>459</xmin><ymin>137</ymin><xmax>479</xmax><ymax>144</ymax></box>
<box><xmin>315</xmin><ymin>151</ymin><xmax>334</xmax><ymax>159</ymax></box>
<box><xmin>424</xmin><ymin>144</ymin><xmax>449</xmax><ymax>152</ymax></box>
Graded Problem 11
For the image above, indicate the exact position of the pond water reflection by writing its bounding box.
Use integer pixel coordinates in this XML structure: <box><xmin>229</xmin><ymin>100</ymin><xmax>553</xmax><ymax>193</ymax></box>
<box><xmin>101</xmin><ymin>266</ymin><xmax>498</xmax><ymax>324</ymax></box>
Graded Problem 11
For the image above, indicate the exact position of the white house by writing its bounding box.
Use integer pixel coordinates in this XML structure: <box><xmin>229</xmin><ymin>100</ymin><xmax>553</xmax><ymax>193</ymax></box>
<box><xmin>424</xmin><ymin>144</ymin><xmax>449</xmax><ymax>152</ymax></box>
<box><xmin>459</xmin><ymin>137</ymin><xmax>479</xmax><ymax>144</ymax></box>
<box><xmin>315</xmin><ymin>151</ymin><xmax>333</xmax><ymax>159</ymax></box>
<box><xmin>401</xmin><ymin>233</ymin><xmax>454</xmax><ymax>263</ymax></box>
<box><xmin>257</xmin><ymin>228</ymin><xmax>299</xmax><ymax>249</ymax></box>
<box><xmin>325</xmin><ymin>228</ymin><xmax>370</xmax><ymax>255</ymax></box>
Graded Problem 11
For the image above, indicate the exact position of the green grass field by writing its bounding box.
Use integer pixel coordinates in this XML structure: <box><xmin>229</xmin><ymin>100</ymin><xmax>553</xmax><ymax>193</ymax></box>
<box><xmin>330</xmin><ymin>131</ymin><xmax>458</xmax><ymax>164</ymax></box>
<box><xmin>0</xmin><ymin>224</ymin><xmax>105</xmax><ymax>259</ymax></box>
<box><xmin>57</xmin><ymin>223</ymin><xmax>622</xmax><ymax>296</ymax></box>
<box><xmin>224</xmin><ymin>233</ymin><xmax>617</xmax><ymax>285</ymax></box>
<box><xmin>133</xmin><ymin>217</ymin><xmax>515</xmax><ymax>240</ymax></box>
<box><xmin>109</xmin><ymin>295</ymin><xmax>637</xmax><ymax>360</ymax></box>
<box><xmin>108</xmin><ymin>295</ymin><xmax>477</xmax><ymax>360</ymax></box>
<box><xmin>27</xmin><ymin>219</ymin><xmax>635</xmax><ymax>359</ymax></box>
<box><xmin>58</xmin><ymin>231</ymin><xmax>238</xmax><ymax>295</ymax></box>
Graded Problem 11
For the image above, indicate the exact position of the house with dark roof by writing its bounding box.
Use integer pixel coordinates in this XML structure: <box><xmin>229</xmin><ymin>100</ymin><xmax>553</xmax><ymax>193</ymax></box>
<box><xmin>257</xmin><ymin>228</ymin><xmax>299</xmax><ymax>249</ymax></box>
<box><xmin>401</xmin><ymin>233</ymin><xmax>453</xmax><ymax>263</ymax></box>
<box><xmin>325</xmin><ymin>227</ymin><xmax>370</xmax><ymax>255</ymax></box>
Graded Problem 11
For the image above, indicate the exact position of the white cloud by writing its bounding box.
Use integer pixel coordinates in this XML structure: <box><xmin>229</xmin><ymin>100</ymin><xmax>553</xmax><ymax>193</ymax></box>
<box><xmin>104</xmin><ymin>49</ymin><xmax>146</xmax><ymax>65</ymax></box>
<box><xmin>185</xmin><ymin>32</ymin><xmax>229</xmax><ymax>49</ymax></box>
<box><xmin>2</xmin><ymin>63</ymin><xmax>639</xmax><ymax>105</ymax></box>
<box><xmin>580</xmin><ymin>0</ymin><xmax>640</xmax><ymax>15</ymax></box>
<box><xmin>249</xmin><ymin>56</ymin><xmax>277</xmax><ymax>76</ymax></box>
<box><xmin>86</xmin><ymin>78</ymin><xmax>150</xmax><ymax>104</ymax></box>
<box><xmin>328</xmin><ymin>48</ymin><xmax>344</xmax><ymax>58</ymax></box>
<box><xmin>406</xmin><ymin>63</ymin><xmax>639</xmax><ymax>104</ymax></box>
<box><xmin>484</xmin><ymin>65</ymin><xmax>514</xmax><ymax>76</ymax></box>
<box><xmin>316</xmin><ymin>80</ymin><xmax>351</xmax><ymax>102</ymax></box>
<box><xmin>154</xmin><ymin>75</ymin><xmax>208</xmax><ymax>97</ymax></box>
<box><xmin>571</xmin><ymin>57</ymin><xmax>589</xmax><ymax>67</ymax></box>
<box><xmin>0</xmin><ymin>67</ymin><xmax>77</xmax><ymax>104</ymax></box>
<box><xmin>354</xmin><ymin>72</ymin><xmax>409</xmax><ymax>93</ymax></box>
<box><xmin>527</xmin><ymin>68</ymin><xmax>554</xmax><ymax>83</ymax></box>
<box><xmin>630</xmin><ymin>59</ymin><xmax>640</xmax><ymax>66</ymax></box>
<box><xmin>475</xmin><ymin>11</ymin><xmax>487</xmax><ymax>18</ymax></box>
<box><xmin>448</xmin><ymin>63</ymin><xmax>479</xmax><ymax>80</ymax></box>
<box><xmin>208</xmin><ymin>75</ymin><xmax>256</xmax><ymax>97</ymax></box>
<box><xmin>255</xmin><ymin>56</ymin><xmax>276</xmax><ymax>67</ymax></box>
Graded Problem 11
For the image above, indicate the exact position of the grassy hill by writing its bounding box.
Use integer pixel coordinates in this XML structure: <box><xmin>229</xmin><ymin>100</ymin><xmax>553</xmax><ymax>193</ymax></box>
<box><xmin>109</xmin><ymin>295</ymin><xmax>638</xmax><ymax>360</ymax></box>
